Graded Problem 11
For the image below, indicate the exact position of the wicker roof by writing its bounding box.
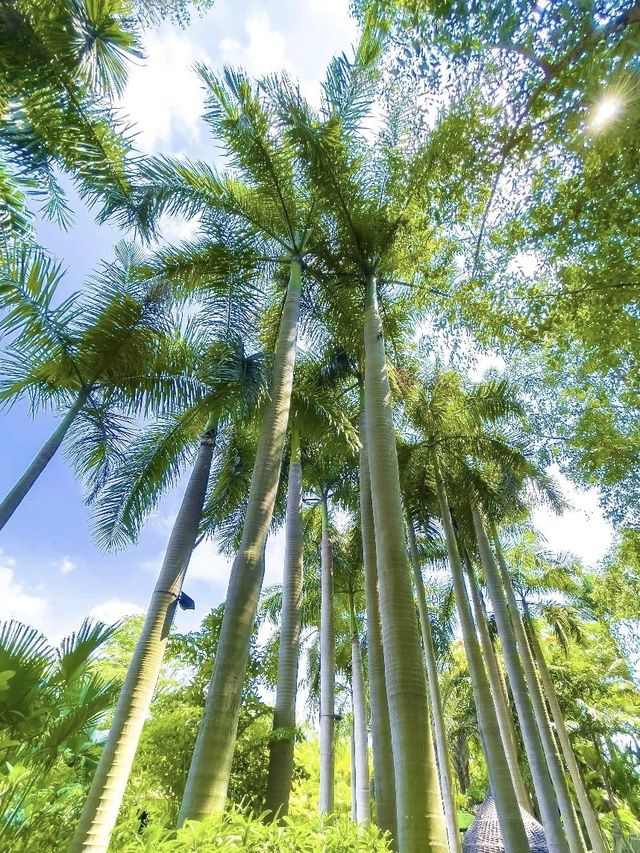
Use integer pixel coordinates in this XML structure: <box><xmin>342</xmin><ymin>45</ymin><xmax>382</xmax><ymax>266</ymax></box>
<box><xmin>463</xmin><ymin>794</ymin><xmax>549</xmax><ymax>853</ymax></box>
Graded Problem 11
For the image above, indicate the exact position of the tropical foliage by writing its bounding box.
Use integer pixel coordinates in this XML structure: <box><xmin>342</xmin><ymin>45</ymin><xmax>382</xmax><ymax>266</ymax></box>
<box><xmin>0</xmin><ymin>1</ymin><xmax>639</xmax><ymax>852</ymax></box>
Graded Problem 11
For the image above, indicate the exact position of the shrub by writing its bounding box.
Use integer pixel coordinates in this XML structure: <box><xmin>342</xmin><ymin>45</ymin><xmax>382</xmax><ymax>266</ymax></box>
<box><xmin>112</xmin><ymin>805</ymin><xmax>391</xmax><ymax>852</ymax></box>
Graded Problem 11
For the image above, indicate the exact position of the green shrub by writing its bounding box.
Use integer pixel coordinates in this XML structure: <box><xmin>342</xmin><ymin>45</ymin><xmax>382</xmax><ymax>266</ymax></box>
<box><xmin>112</xmin><ymin>805</ymin><xmax>391</xmax><ymax>852</ymax></box>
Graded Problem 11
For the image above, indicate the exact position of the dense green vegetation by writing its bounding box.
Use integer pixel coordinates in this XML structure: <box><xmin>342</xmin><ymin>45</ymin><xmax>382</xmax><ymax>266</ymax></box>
<box><xmin>1</xmin><ymin>0</ymin><xmax>639</xmax><ymax>851</ymax></box>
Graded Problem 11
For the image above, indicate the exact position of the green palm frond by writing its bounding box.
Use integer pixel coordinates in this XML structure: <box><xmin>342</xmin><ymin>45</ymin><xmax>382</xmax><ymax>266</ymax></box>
<box><xmin>91</xmin><ymin>404</ymin><xmax>209</xmax><ymax>550</ymax></box>
<box><xmin>65</xmin><ymin>405</ymin><xmax>135</xmax><ymax>504</ymax></box>
<box><xmin>54</xmin><ymin>619</ymin><xmax>119</xmax><ymax>685</ymax></box>
<box><xmin>0</xmin><ymin>244</ymin><xmax>78</xmax><ymax>349</ymax></box>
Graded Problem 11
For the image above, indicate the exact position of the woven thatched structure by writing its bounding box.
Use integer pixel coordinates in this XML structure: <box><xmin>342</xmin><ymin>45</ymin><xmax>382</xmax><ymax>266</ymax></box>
<box><xmin>463</xmin><ymin>794</ymin><xmax>549</xmax><ymax>852</ymax></box>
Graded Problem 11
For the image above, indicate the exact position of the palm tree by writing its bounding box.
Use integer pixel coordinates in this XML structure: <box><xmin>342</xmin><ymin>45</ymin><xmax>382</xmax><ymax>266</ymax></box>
<box><xmin>404</xmin><ymin>371</ymin><xmax>532</xmax><ymax>851</ymax></box>
<box><xmin>0</xmin><ymin>619</ymin><xmax>119</xmax><ymax>848</ymax></box>
<box><xmin>406</xmin><ymin>517</ymin><xmax>461</xmax><ymax>853</ymax></box>
<box><xmin>70</xmin><ymin>335</ymin><xmax>266</xmax><ymax>852</ymax></box>
<box><xmin>158</xmin><ymin>66</ymin><xmax>317</xmax><ymax>823</ymax></box>
<box><xmin>275</xmin><ymin>33</ymin><xmax>450</xmax><ymax>849</ymax></box>
<box><xmin>0</xmin><ymin>0</ymin><xmax>141</xmax><ymax>236</ymax></box>
<box><xmin>358</xmin><ymin>406</ymin><xmax>397</xmax><ymax>842</ymax></box>
<box><xmin>0</xmin><ymin>242</ymin><xmax>178</xmax><ymax>532</ymax></box>
<box><xmin>461</xmin><ymin>548</ymin><xmax>531</xmax><ymax>813</ymax></box>
<box><xmin>264</xmin><ymin>362</ymin><xmax>357</xmax><ymax>818</ymax></box>
<box><xmin>471</xmin><ymin>503</ymin><xmax>575</xmax><ymax>853</ymax></box>
<box><xmin>318</xmin><ymin>487</ymin><xmax>336</xmax><ymax>815</ymax></box>
<box><xmin>503</xmin><ymin>533</ymin><xmax>608</xmax><ymax>853</ymax></box>
<box><xmin>264</xmin><ymin>426</ymin><xmax>304</xmax><ymax>819</ymax></box>
<box><xmin>431</xmin><ymin>452</ymin><xmax>532</xmax><ymax>853</ymax></box>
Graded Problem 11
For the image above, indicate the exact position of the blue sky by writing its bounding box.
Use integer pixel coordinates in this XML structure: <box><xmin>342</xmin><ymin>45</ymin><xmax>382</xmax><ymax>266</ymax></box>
<box><xmin>0</xmin><ymin>0</ymin><xmax>613</xmax><ymax>642</ymax></box>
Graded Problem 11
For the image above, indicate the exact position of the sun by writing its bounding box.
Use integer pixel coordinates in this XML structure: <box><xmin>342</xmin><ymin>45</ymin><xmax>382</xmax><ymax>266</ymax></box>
<box><xmin>591</xmin><ymin>95</ymin><xmax>622</xmax><ymax>129</ymax></box>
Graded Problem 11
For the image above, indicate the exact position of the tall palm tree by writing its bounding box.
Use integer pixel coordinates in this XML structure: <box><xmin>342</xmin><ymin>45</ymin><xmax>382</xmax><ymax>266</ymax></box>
<box><xmin>264</xmin><ymin>426</ymin><xmax>304</xmax><ymax>819</ymax></box>
<box><xmin>69</xmin><ymin>335</ymin><xmax>266</xmax><ymax>852</ymax></box>
<box><xmin>318</xmin><ymin>487</ymin><xmax>336</xmax><ymax>815</ymax></box>
<box><xmin>471</xmin><ymin>503</ymin><xmax>574</xmax><ymax>853</ymax></box>
<box><xmin>358</xmin><ymin>407</ymin><xmax>397</xmax><ymax>842</ymax></box>
<box><xmin>461</xmin><ymin>549</ymin><xmax>531</xmax><ymax>813</ymax></box>
<box><xmin>431</xmin><ymin>452</ymin><xmax>532</xmax><ymax>853</ymax></box>
<box><xmin>276</xmin><ymin>34</ymin><xmax>450</xmax><ymax>849</ymax></box>
<box><xmin>404</xmin><ymin>371</ymin><xmax>532</xmax><ymax>851</ymax></box>
<box><xmin>264</xmin><ymin>362</ymin><xmax>357</xmax><ymax>818</ymax></box>
<box><xmin>502</xmin><ymin>532</ymin><xmax>609</xmax><ymax>853</ymax></box>
<box><xmin>0</xmin><ymin>242</ymin><xmax>180</xmax><ymax>532</ymax></box>
<box><xmin>406</xmin><ymin>517</ymin><xmax>461</xmax><ymax>853</ymax></box>
<box><xmin>161</xmin><ymin>66</ymin><xmax>317</xmax><ymax>823</ymax></box>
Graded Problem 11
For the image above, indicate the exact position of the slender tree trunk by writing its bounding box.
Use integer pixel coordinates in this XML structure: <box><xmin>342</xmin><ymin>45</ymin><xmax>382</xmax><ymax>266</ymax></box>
<box><xmin>486</xmin><ymin>525</ymin><xmax>589</xmax><ymax>853</ymax></box>
<box><xmin>349</xmin><ymin>592</ymin><xmax>370</xmax><ymax>825</ymax></box>
<box><xmin>351</xmin><ymin>711</ymin><xmax>358</xmax><ymax>823</ymax></box>
<box><xmin>70</xmin><ymin>421</ymin><xmax>217</xmax><ymax>852</ymax></box>
<box><xmin>432</xmin><ymin>454</ymin><xmax>531</xmax><ymax>853</ymax></box>
<box><xmin>0</xmin><ymin>385</ymin><xmax>91</xmax><ymax>531</ymax></box>
<box><xmin>319</xmin><ymin>491</ymin><xmax>336</xmax><ymax>815</ymax></box>
<box><xmin>358</xmin><ymin>409</ymin><xmax>397</xmax><ymax>843</ymax></box>
<box><xmin>178</xmin><ymin>259</ymin><xmax>302</xmax><ymax>824</ymax></box>
<box><xmin>406</xmin><ymin>519</ymin><xmax>461</xmax><ymax>853</ymax></box>
<box><xmin>471</xmin><ymin>504</ymin><xmax>572</xmax><ymax>853</ymax></box>
<box><xmin>363</xmin><ymin>278</ymin><xmax>447</xmax><ymax>853</ymax></box>
<box><xmin>462</xmin><ymin>553</ymin><xmax>532</xmax><ymax>813</ymax></box>
<box><xmin>264</xmin><ymin>429</ymin><xmax>303</xmax><ymax>819</ymax></box>
<box><xmin>523</xmin><ymin>609</ymin><xmax>609</xmax><ymax>853</ymax></box>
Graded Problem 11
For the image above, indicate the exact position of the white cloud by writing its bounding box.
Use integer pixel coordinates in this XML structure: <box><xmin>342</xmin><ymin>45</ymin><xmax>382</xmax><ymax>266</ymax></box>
<box><xmin>468</xmin><ymin>352</ymin><xmax>506</xmax><ymax>382</ymax></box>
<box><xmin>89</xmin><ymin>599</ymin><xmax>144</xmax><ymax>624</ymax></box>
<box><xmin>219</xmin><ymin>10</ymin><xmax>291</xmax><ymax>77</ymax></box>
<box><xmin>58</xmin><ymin>557</ymin><xmax>76</xmax><ymax>575</ymax></box>
<box><xmin>157</xmin><ymin>213</ymin><xmax>201</xmax><ymax>244</ymax></box>
<box><xmin>120</xmin><ymin>28</ymin><xmax>211</xmax><ymax>153</ymax></box>
<box><xmin>532</xmin><ymin>467</ymin><xmax>613</xmax><ymax>567</ymax></box>
<box><xmin>0</xmin><ymin>556</ymin><xmax>49</xmax><ymax>626</ymax></box>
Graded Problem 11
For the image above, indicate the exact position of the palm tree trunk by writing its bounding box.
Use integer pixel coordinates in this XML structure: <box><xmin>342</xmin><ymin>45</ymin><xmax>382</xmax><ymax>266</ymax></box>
<box><xmin>178</xmin><ymin>258</ymin><xmax>302</xmax><ymax>824</ymax></box>
<box><xmin>471</xmin><ymin>504</ymin><xmax>572</xmax><ymax>853</ymax></box>
<box><xmin>485</xmin><ymin>524</ymin><xmax>589</xmax><ymax>853</ymax></box>
<box><xmin>351</xmin><ymin>711</ymin><xmax>358</xmax><ymax>822</ymax></box>
<box><xmin>358</xmin><ymin>409</ymin><xmax>397</xmax><ymax>843</ymax></box>
<box><xmin>363</xmin><ymin>278</ymin><xmax>448</xmax><ymax>853</ymax></box>
<box><xmin>349</xmin><ymin>592</ymin><xmax>370</xmax><ymax>825</ymax></box>
<box><xmin>523</xmin><ymin>609</ymin><xmax>609</xmax><ymax>853</ymax></box>
<box><xmin>264</xmin><ymin>428</ymin><xmax>303</xmax><ymax>819</ymax></box>
<box><xmin>0</xmin><ymin>385</ymin><xmax>91</xmax><ymax>531</ymax></box>
<box><xmin>70</xmin><ymin>420</ymin><xmax>217</xmax><ymax>853</ymax></box>
<box><xmin>462</xmin><ymin>553</ymin><xmax>532</xmax><ymax>813</ymax></box>
<box><xmin>432</xmin><ymin>454</ymin><xmax>531</xmax><ymax>853</ymax></box>
<box><xmin>406</xmin><ymin>519</ymin><xmax>461</xmax><ymax>853</ymax></box>
<box><xmin>319</xmin><ymin>490</ymin><xmax>336</xmax><ymax>815</ymax></box>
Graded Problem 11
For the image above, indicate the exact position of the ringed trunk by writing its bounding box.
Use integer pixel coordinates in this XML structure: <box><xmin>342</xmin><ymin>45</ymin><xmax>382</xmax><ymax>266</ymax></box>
<box><xmin>486</xmin><ymin>525</ymin><xmax>589</xmax><ymax>853</ymax></box>
<box><xmin>70</xmin><ymin>422</ymin><xmax>217</xmax><ymax>852</ymax></box>
<box><xmin>463</xmin><ymin>554</ymin><xmax>532</xmax><ymax>813</ymax></box>
<box><xmin>358</xmin><ymin>409</ymin><xmax>397</xmax><ymax>843</ymax></box>
<box><xmin>523</xmin><ymin>608</ymin><xmax>608</xmax><ymax>853</ymax></box>
<box><xmin>264</xmin><ymin>428</ymin><xmax>304</xmax><ymax>818</ymax></box>
<box><xmin>406</xmin><ymin>518</ymin><xmax>461</xmax><ymax>853</ymax></box>
<box><xmin>178</xmin><ymin>259</ymin><xmax>302</xmax><ymax>824</ymax></box>
<box><xmin>349</xmin><ymin>593</ymin><xmax>371</xmax><ymax>824</ymax></box>
<box><xmin>471</xmin><ymin>504</ymin><xmax>571</xmax><ymax>853</ymax></box>
<box><xmin>363</xmin><ymin>278</ymin><xmax>447</xmax><ymax>853</ymax></box>
<box><xmin>319</xmin><ymin>491</ymin><xmax>336</xmax><ymax>815</ymax></box>
<box><xmin>432</xmin><ymin>454</ymin><xmax>531</xmax><ymax>853</ymax></box>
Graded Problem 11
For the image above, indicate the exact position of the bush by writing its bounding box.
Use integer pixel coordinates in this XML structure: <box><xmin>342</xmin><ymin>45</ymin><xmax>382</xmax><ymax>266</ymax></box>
<box><xmin>112</xmin><ymin>806</ymin><xmax>391</xmax><ymax>852</ymax></box>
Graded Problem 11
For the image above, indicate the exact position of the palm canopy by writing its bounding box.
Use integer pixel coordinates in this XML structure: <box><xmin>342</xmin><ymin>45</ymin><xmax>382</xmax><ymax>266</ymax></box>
<box><xmin>0</xmin><ymin>0</ymin><xmax>142</xmax><ymax>237</ymax></box>
<box><xmin>90</xmin><ymin>331</ymin><xmax>269</xmax><ymax>550</ymax></box>
<box><xmin>0</xmin><ymin>241</ymin><xmax>174</xmax><ymax>413</ymax></box>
